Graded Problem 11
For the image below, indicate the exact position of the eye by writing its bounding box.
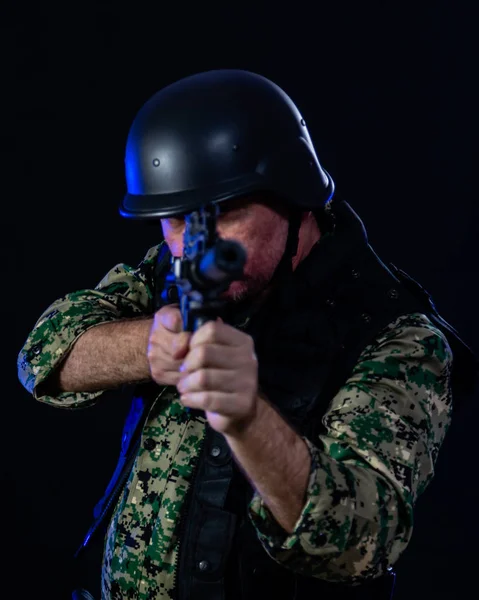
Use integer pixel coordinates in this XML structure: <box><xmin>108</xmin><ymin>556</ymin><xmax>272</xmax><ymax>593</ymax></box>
<box><xmin>219</xmin><ymin>199</ymin><xmax>249</xmax><ymax>218</ymax></box>
<box><xmin>161</xmin><ymin>216</ymin><xmax>185</xmax><ymax>237</ymax></box>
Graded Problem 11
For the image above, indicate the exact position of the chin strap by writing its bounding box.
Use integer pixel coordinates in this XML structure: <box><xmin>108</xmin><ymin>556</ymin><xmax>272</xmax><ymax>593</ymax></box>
<box><xmin>268</xmin><ymin>208</ymin><xmax>303</xmax><ymax>309</ymax></box>
<box><xmin>285</xmin><ymin>209</ymin><xmax>303</xmax><ymax>263</ymax></box>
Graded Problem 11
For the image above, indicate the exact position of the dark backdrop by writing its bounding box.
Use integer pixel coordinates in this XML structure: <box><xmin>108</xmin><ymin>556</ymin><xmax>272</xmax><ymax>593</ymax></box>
<box><xmin>3</xmin><ymin>2</ymin><xmax>478</xmax><ymax>598</ymax></box>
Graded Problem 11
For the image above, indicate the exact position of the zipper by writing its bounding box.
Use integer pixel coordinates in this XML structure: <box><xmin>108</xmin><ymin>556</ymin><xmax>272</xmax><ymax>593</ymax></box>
<box><xmin>171</xmin><ymin>412</ymin><xmax>207</xmax><ymax>599</ymax></box>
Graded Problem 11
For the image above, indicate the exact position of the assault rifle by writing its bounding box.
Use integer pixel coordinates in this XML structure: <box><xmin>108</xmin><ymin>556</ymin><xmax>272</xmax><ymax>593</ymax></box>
<box><xmin>161</xmin><ymin>204</ymin><xmax>247</xmax><ymax>332</ymax></box>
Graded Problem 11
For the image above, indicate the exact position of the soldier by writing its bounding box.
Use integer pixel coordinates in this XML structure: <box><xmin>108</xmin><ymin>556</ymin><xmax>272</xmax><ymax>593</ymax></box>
<box><xmin>17</xmin><ymin>70</ymin><xmax>477</xmax><ymax>600</ymax></box>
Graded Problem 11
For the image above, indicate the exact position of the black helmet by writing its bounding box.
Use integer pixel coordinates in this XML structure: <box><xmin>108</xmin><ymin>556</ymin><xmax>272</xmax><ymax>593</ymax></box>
<box><xmin>120</xmin><ymin>69</ymin><xmax>334</xmax><ymax>219</ymax></box>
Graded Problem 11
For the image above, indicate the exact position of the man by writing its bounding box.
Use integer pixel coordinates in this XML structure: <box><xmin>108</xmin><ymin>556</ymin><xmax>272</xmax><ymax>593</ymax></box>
<box><xmin>17</xmin><ymin>70</ymin><xmax>476</xmax><ymax>600</ymax></box>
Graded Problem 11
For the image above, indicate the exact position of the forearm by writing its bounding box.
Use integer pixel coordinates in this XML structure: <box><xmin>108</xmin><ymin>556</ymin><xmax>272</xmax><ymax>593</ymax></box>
<box><xmin>225</xmin><ymin>396</ymin><xmax>311</xmax><ymax>534</ymax></box>
<box><xmin>44</xmin><ymin>318</ymin><xmax>153</xmax><ymax>394</ymax></box>
<box><xmin>223</xmin><ymin>395</ymin><xmax>405</xmax><ymax>577</ymax></box>
<box><xmin>233</xmin><ymin>404</ymin><xmax>409</xmax><ymax>582</ymax></box>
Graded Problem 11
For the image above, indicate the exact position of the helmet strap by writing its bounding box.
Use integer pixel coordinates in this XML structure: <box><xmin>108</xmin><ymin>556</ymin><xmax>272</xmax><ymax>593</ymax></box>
<box><xmin>265</xmin><ymin>208</ymin><xmax>303</xmax><ymax>310</ymax></box>
<box><xmin>284</xmin><ymin>208</ymin><xmax>302</xmax><ymax>262</ymax></box>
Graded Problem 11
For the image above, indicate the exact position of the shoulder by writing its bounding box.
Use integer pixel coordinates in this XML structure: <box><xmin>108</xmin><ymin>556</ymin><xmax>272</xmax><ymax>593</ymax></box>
<box><xmin>349</xmin><ymin>312</ymin><xmax>453</xmax><ymax>405</ymax></box>
<box><xmin>363</xmin><ymin>312</ymin><xmax>452</xmax><ymax>363</ymax></box>
<box><xmin>138</xmin><ymin>243</ymin><xmax>165</xmax><ymax>268</ymax></box>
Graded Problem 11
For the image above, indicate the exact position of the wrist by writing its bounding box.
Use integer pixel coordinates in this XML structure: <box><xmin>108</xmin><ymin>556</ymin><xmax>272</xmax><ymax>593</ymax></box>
<box><xmin>224</xmin><ymin>393</ymin><xmax>270</xmax><ymax>442</ymax></box>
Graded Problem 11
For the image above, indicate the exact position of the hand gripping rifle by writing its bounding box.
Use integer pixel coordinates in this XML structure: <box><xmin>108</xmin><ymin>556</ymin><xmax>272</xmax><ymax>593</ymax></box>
<box><xmin>161</xmin><ymin>204</ymin><xmax>247</xmax><ymax>332</ymax></box>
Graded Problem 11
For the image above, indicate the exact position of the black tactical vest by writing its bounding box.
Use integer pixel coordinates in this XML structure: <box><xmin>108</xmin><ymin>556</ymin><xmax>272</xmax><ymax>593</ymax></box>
<box><xmin>173</xmin><ymin>201</ymin><xmax>478</xmax><ymax>600</ymax></box>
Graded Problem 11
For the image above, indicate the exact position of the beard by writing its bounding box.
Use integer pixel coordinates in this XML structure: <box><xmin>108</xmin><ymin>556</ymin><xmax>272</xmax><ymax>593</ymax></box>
<box><xmin>216</xmin><ymin>269</ymin><xmax>279</xmax><ymax>327</ymax></box>
<box><xmin>221</xmin><ymin>272</ymin><xmax>271</xmax><ymax>303</ymax></box>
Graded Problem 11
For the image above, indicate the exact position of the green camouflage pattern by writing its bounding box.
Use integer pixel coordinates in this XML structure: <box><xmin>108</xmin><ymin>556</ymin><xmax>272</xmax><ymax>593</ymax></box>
<box><xmin>248</xmin><ymin>312</ymin><xmax>452</xmax><ymax>583</ymax></box>
<box><xmin>102</xmin><ymin>386</ymin><xmax>207</xmax><ymax>598</ymax></box>
<box><xmin>17</xmin><ymin>244</ymin><xmax>161</xmax><ymax>407</ymax></box>
<box><xmin>17</xmin><ymin>244</ymin><xmax>453</xmax><ymax>596</ymax></box>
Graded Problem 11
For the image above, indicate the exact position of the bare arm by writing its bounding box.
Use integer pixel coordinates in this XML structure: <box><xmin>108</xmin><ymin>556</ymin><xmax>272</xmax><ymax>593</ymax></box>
<box><xmin>225</xmin><ymin>395</ymin><xmax>311</xmax><ymax>534</ymax></box>
<box><xmin>44</xmin><ymin>318</ymin><xmax>153</xmax><ymax>394</ymax></box>
<box><xmin>17</xmin><ymin>245</ymin><xmax>186</xmax><ymax>404</ymax></box>
<box><xmin>41</xmin><ymin>304</ymin><xmax>191</xmax><ymax>396</ymax></box>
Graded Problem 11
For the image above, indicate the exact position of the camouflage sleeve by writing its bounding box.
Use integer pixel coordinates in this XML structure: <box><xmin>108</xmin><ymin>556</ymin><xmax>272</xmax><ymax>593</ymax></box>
<box><xmin>248</xmin><ymin>312</ymin><xmax>453</xmax><ymax>583</ymax></box>
<box><xmin>17</xmin><ymin>244</ymin><xmax>163</xmax><ymax>408</ymax></box>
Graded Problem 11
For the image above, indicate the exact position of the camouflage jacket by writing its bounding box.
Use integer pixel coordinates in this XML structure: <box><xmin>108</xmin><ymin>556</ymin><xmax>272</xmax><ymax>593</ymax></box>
<box><xmin>17</xmin><ymin>242</ymin><xmax>453</xmax><ymax>599</ymax></box>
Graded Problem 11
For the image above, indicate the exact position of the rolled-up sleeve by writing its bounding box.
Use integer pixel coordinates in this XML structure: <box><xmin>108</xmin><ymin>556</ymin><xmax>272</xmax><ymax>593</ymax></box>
<box><xmin>248</xmin><ymin>312</ymin><xmax>453</xmax><ymax>583</ymax></box>
<box><xmin>17</xmin><ymin>244</ymin><xmax>162</xmax><ymax>408</ymax></box>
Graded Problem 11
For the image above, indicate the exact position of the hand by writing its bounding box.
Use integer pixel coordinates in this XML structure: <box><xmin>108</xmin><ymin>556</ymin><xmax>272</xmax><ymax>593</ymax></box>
<box><xmin>177</xmin><ymin>319</ymin><xmax>259</xmax><ymax>435</ymax></box>
<box><xmin>147</xmin><ymin>304</ymin><xmax>192</xmax><ymax>386</ymax></box>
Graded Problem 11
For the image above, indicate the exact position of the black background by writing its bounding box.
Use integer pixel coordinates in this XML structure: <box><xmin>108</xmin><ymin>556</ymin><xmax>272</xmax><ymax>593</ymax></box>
<box><xmin>3</xmin><ymin>2</ymin><xmax>479</xmax><ymax>598</ymax></box>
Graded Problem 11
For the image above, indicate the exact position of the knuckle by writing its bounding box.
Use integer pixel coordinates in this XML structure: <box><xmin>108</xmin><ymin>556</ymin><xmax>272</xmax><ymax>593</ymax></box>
<box><xmin>196</xmin><ymin>345</ymin><xmax>209</xmax><ymax>365</ymax></box>
<box><xmin>149</xmin><ymin>359</ymin><xmax>162</xmax><ymax>377</ymax></box>
<box><xmin>158</xmin><ymin>305</ymin><xmax>182</xmax><ymax>331</ymax></box>
<box><xmin>241</xmin><ymin>370</ymin><xmax>256</xmax><ymax>391</ymax></box>
<box><xmin>150</xmin><ymin>322</ymin><xmax>162</xmax><ymax>342</ymax></box>
<box><xmin>158</xmin><ymin>314</ymin><xmax>167</xmax><ymax>327</ymax></box>
<box><xmin>201</xmin><ymin>392</ymin><xmax>213</xmax><ymax>410</ymax></box>
<box><xmin>205</xmin><ymin>321</ymin><xmax>217</xmax><ymax>338</ymax></box>
<box><xmin>147</xmin><ymin>338</ymin><xmax>163</xmax><ymax>357</ymax></box>
<box><xmin>150</xmin><ymin>369</ymin><xmax>162</xmax><ymax>383</ymax></box>
<box><xmin>169</xmin><ymin>373</ymin><xmax>181</xmax><ymax>386</ymax></box>
<box><xmin>198</xmin><ymin>369</ymin><xmax>209</xmax><ymax>388</ymax></box>
<box><xmin>146</xmin><ymin>344</ymin><xmax>156</xmax><ymax>362</ymax></box>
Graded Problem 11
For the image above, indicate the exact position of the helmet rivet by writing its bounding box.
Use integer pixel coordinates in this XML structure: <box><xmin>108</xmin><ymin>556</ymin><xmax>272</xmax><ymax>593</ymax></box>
<box><xmin>152</xmin><ymin>158</ymin><xmax>161</xmax><ymax>167</ymax></box>
<box><xmin>232</xmin><ymin>144</ymin><xmax>240</xmax><ymax>151</ymax></box>
<box><xmin>300</xmin><ymin>118</ymin><xmax>306</xmax><ymax>126</ymax></box>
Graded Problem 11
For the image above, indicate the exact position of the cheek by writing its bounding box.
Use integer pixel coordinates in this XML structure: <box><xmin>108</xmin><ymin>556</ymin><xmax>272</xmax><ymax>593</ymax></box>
<box><xmin>241</xmin><ymin>233</ymin><xmax>288</xmax><ymax>279</ymax></box>
<box><xmin>161</xmin><ymin>225</ymin><xmax>185</xmax><ymax>257</ymax></box>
